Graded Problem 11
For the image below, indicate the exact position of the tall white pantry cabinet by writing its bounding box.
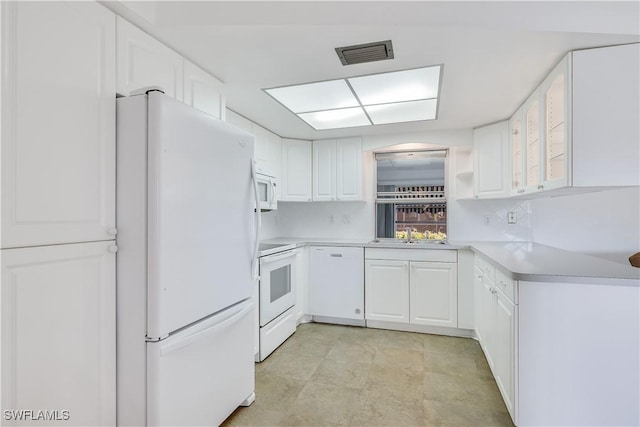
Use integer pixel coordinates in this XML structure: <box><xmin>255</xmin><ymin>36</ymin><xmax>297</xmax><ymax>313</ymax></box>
<box><xmin>1</xmin><ymin>3</ymin><xmax>116</xmax><ymax>426</ymax></box>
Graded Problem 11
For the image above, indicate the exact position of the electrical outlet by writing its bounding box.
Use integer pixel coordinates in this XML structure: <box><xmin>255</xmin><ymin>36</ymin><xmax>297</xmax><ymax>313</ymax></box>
<box><xmin>507</xmin><ymin>212</ymin><xmax>517</xmax><ymax>224</ymax></box>
<box><xmin>329</xmin><ymin>215</ymin><xmax>334</xmax><ymax>224</ymax></box>
<box><xmin>342</xmin><ymin>214</ymin><xmax>351</xmax><ymax>224</ymax></box>
<box><xmin>483</xmin><ymin>215</ymin><xmax>491</xmax><ymax>225</ymax></box>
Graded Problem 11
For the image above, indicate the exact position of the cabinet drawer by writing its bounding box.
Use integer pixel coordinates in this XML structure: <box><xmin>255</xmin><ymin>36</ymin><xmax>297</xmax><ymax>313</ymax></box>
<box><xmin>495</xmin><ymin>267</ymin><xmax>515</xmax><ymax>303</ymax></box>
<box><xmin>475</xmin><ymin>255</ymin><xmax>495</xmax><ymax>282</ymax></box>
<box><xmin>365</xmin><ymin>248</ymin><xmax>456</xmax><ymax>263</ymax></box>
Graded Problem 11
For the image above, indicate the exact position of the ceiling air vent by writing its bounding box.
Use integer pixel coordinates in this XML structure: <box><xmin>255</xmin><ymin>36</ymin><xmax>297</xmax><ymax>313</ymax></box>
<box><xmin>335</xmin><ymin>40</ymin><xmax>394</xmax><ymax>66</ymax></box>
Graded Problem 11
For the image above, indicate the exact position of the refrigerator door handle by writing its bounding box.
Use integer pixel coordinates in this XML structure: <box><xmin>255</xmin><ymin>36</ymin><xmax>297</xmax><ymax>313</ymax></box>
<box><xmin>250</xmin><ymin>159</ymin><xmax>261</xmax><ymax>280</ymax></box>
<box><xmin>158</xmin><ymin>300</ymin><xmax>254</xmax><ymax>355</ymax></box>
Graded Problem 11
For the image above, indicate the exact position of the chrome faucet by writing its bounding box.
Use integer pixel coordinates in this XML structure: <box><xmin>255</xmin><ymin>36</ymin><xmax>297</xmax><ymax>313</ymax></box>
<box><xmin>405</xmin><ymin>227</ymin><xmax>412</xmax><ymax>243</ymax></box>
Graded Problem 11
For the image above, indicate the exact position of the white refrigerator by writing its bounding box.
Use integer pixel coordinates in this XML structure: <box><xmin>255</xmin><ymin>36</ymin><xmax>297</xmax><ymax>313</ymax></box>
<box><xmin>116</xmin><ymin>91</ymin><xmax>258</xmax><ymax>426</ymax></box>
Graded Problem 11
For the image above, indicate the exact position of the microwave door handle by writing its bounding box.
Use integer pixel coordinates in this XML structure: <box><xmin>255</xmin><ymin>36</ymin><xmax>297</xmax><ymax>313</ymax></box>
<box><xmin>250</xmin><ymin>159</ymin><xmax>261</xmax><ymax>281</ymax></box>
<box><xmin>270</xmin><ymin>178</ymin><xmax>275</xmax><ymax>206</ymax></box>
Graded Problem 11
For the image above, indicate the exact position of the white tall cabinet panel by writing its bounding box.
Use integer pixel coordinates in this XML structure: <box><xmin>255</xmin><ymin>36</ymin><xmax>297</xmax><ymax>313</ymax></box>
<box><xmin>1</xmin><ymin>242</ymin><xmax>116</xmax><ymax>426</ymax></box>
<box><xmin>312</xmin><ymin>139</ymin><xmax>336</xmax><ymax>201</ymax></box>
<box><xmin>409</xmin><ymin>261</ymin><xmax>457</xmax><ymax>328</ymax></box>
<box><xmin>281</xmin><ymin>139</ymin><xmax>312</xmax><ymax>202</ymax></box>
<box><xmin>1</xmin><ymin>1</ymin><xmax>116</xmax><ymax>248</ymax></box>
<box><xmin>364</xmin><ymin>259</ymin><xmax>410</xmax><ymax>323</ymax></box>
<box><xmin>116</xmin><ymin>17</ymin><xmax>183</xmax><ymax>100</ymax></box>
<box><xmin>183</xmin><ymin>60</ymin><xmax>225</xmax><ymax>120</ymax></box>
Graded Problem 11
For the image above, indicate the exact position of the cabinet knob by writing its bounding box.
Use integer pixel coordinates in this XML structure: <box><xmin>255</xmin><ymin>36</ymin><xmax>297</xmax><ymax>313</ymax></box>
<box><xmin>107</xmin><ymin>227</ymin><xmax>118</xmax><ymax>236</ymax></box>
<box><xmin>108</xmin><ymin>245</ymin><xmax>118</xmax><ymax>254</ymax></box>
<box><xmin>355</xmin><ymin>308</ymin><xmax>361</xmax><ymax>314</ymax></box>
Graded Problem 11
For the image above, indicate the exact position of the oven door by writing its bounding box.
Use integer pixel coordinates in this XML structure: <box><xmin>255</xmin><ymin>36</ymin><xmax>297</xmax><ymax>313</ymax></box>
<box><xmin>259</xmin><ymin>250</ymin><xmax>298</xmax><ymax>327</ymax></box>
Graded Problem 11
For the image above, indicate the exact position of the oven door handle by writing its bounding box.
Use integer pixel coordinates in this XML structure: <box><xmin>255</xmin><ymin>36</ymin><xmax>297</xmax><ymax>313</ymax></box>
<box><xmin>251</xmin><ymin>159</ymin><xmax>261</xmax><ymax>281</ymax></box>
<box><xmin>260</xmin><ymin>248</ymin><xmax>300</xmax><ymax>265</ymax></box>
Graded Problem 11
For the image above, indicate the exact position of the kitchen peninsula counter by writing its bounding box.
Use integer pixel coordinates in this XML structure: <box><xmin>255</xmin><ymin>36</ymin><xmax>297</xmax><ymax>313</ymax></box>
<box><xmin>260</xmin><ymin>238</ymin><xmax>639</xmax><ymax>284</ymax></box>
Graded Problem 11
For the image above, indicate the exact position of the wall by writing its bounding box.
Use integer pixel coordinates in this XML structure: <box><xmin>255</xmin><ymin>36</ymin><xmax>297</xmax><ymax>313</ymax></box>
<box><xmin>531</xmin><ymin>187</ymin><xmax>640</xmax><ymax>264</ymax></box>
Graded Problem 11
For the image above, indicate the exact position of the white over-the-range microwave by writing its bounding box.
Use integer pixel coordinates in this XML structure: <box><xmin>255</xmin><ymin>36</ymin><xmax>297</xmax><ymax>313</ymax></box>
<box><xmin>256</xmin><ymin>172</ymin><xmax>277</xmax><ymax>210</ymax></box>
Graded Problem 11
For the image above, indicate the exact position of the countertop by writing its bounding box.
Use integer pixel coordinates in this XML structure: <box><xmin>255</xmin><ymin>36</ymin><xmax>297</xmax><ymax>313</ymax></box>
<box><xmin>260</xmin><ymin>237</ymin><xmax>640</xmax><ymax>284</ymax></box>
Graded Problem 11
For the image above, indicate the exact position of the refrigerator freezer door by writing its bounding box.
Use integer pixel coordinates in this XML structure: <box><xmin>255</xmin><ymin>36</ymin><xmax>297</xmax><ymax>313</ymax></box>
<box><xmin>147</xmin><ymin>299</ymin><xmax>255</xmax><ymax>426</ymax></box>
<box><xmin>146</xmin><ymin>92</ymin><xmax>256</xmax><ymax>338</ymax></box>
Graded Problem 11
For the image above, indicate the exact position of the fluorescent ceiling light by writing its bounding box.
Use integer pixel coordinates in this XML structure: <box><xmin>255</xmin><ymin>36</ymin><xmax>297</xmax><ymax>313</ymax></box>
<box><xmin>264</xmin><ymin>80</ymin><xmax>358</xmax><ymax>113</ymax></box>
<box><xmin>264</xmin><ymin>65</ymin><xmax>442</xmax><ymax>130</ymax></box>
<box><xmin>348</xmin><ymin>67</ymin><xmax>440</xmax><ymax>105</ymax></box>
<box><xmin>298</xmin><ymin>107</ymin><xmax>370</xmax><ymax>130</ymax></box>
<box><xmin>365</xmin><ymin>99</ymin><xmax>438</xmax><ymax>125</ymax></box>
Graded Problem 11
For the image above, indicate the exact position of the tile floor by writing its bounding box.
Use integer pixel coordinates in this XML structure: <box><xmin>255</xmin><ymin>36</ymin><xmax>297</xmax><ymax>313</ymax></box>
<box><xmin>222</xmin><ymin>323</ymin><xmax>514</xmax><ymax>426</ymax></box>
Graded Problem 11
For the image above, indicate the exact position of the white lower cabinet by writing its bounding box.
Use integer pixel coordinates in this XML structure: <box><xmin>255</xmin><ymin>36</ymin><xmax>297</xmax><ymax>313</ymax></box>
<box><xmin>364</xmin><ymin>259</ymin><xmax>409</xmax><ymax>323</ymax></box>
<box><xmin>1</xmin><ymin>241</ymin><xmax>116</xmax><ymax>426</ymax></box>
<box><xmin>474</xmin><ymin>255</ymin><xmax>517</xmax><ymax>422</ymax></box>
<box><xmin>410</xmin><ymin>261</ymin><xmax>458</xmax><ymax>328</ymax></box>
<box><xmin>365</xmin><ymin>249</ymin><xmax>458</xmax><ymax>329</ymax></box>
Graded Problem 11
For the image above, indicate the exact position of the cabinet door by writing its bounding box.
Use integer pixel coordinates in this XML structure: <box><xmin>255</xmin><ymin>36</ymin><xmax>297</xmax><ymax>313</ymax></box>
<box><xmin>281</xmin><ymin>139</ymin><xmax>312</xmax><ymax>202</ymax></box>
<box><xmin>410</xmin><ymin>261</ymin><xmax>458</xmax><ymax>328</ymax></box>
<box><xmin>478</xmin><ymin>274</ymin><xmax>497</xmax><ymax>370</ymax></box>
<box><xmin>116</xmin><ymin>17</ymin><xmax>183</xmax><ymax>99</ymax></box>
<box><xmin>509</xmin><ymin>109</ymin><xmax>525</xmax><ymax>195</ymax></box>
<box><xmin>541</xmin><ymin>56</ymin><xmax>570</xmax><ymax>191</ymax></box>
<box><xmin>494</xmin><ymin>290</ymin><xmax>516</xmax><ymax>417</ymax></box>
<box><xmin>1</xmin><ymin>1</ymin><xmax>116</xmax><ymax>248</ymax></box>
<box><xmin>473</xmin><ymin>121</ymin><xmax>509</xmax><ymax>198</ymax></box>
<box><xmin>252</xmin><ymin>124</ymin><xmax>270</xmax><ymax>175</ymax></box>
<box><xmin>267</xmin><ymin>131</ymin><xmax>282</xmax><ymax>200</ymax></box>
<box><xmin>312</xmin><ymin>139</ymin><xmax>336</xmax><ymax>201</ymax></box>
<box><xmin>183</xmin><ymin>60</ymin><xmax>225</xmax><ymax>120</ymax></box>
<box><xmin>523</xmin><ymin>93</ymin><xmax>543</xmax><ymax>193</ymax></box>
<box><xmin>1</xmin><ymin>242</ymin><xmax>116</xmax><ymax>426</ymax></box>
<box><xmin>364</xmin><ymin>259</ymin><xmax>409</xmax><ymax>323</ymax></box>
<box><xmin>336</xmin><ymin>137</ymin><xmax>362</xmax><ymax>201</ymax></box>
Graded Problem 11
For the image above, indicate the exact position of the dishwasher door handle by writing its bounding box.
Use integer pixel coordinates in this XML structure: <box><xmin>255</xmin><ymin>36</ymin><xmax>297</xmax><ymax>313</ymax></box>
<box><xmin>330</xmin><ymin>254</ymin><xmax>343</xmax><ymax>257</ymax></box>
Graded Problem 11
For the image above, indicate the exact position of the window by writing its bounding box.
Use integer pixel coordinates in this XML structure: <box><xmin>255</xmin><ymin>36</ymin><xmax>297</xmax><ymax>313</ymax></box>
<box><xmin>375</xmin><ymin>150</ymin><xmax>447</xmax><ymax>241</ymax></box>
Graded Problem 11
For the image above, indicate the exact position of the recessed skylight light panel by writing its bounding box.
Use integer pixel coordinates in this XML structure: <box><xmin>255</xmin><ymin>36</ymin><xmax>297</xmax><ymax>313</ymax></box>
<box><xmin>263</xmin><ymin>64</ymin><xmax>442</xmax><ymax>130</ymax></box>
<box><xmin>265</xmin><ymin>80</ymin><xmax>358</xmax><ymax>113</ymax></box>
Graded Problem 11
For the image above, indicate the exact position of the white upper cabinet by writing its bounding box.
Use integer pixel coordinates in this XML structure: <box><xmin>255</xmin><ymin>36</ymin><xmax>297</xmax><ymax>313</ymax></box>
<box><xmin>571</xmin><ymin>43</ymin><xmax>639</xmax><ymax>188</ymax></box>
<box><xmin>251</xmin><ymin>124</ymin><xmax>270</xmax><ymax>175</ymax></box>
<box><xmin>473</xmin><ymin>121</ymin><xmax>509</xmax><ymax>198</ymax></box>
<box><xmin>507</xmin><ymin>43</ymin><xmax>639</xmax><ymax>198</ymax></box>
<box><xmin>116</xmin><ymin>17</ymin><xmax>184</xmax><ymax>100</ymax></box>
<box><xmin>281</xmin><ymin>139</ymin><xmax>312</xmax><ymax>202</ymax></box>
<box><xmin>336</xmin><ymin>137</ymin><xmax>363</xmax><ymax>201</ymax></box>
<box><xmin>183</xmin><ymin>60</ymin><xmax>225</xmax><ymax>120</ymax></box>
<box><xmin>1</xmin><ymin>241</ymin><xmax>116</xmax><ymax>426</ymax></box>
<box><xmin>312</xmin><ymin>137</ymin><xmax>363</xmax><ymax>201</ymax></box>
<box><xmin>312</xmin><ymin>139</ymin><xmax>336</xmax><ymax>201</ymax></box>
<box><xmin>267</xmin><ymin>131</ymin><xmax>283</xmax><ymax>200</ymax></box>
<box><xmin>1</xmin><ymin>1</ymin><xmax>116</xmax><ymax>248</ymax></box>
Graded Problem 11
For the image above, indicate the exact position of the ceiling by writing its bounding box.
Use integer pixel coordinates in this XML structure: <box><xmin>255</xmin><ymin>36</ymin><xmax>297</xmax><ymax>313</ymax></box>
<box><xmin>104</xmin><ymin>1</ymin><xmax>640</xmax><ymax>141</ymax></box>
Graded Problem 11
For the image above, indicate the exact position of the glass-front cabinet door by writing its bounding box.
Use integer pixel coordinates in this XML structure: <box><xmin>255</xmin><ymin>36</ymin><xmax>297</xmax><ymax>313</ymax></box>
<box><xmin>541</xmin><ymin>55</ymin><xmax>571</xmax><ymax>190</ymax></box>
<box><xmin>509</xmin><ymin>110</ymin><xmax>524</xmax><ymax>195</ymax></box>
<box><xmin>524</xmin><ymin>94</ymin><xmax>543</xmax><ymax>193</ymax></box>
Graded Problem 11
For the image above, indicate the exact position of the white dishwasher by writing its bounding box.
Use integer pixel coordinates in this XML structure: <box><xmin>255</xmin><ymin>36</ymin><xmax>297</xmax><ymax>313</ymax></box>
<box><xmin>309</xmin><ymin>246</ymin><xmax>365</xmax><ymax>326</ymax></box>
